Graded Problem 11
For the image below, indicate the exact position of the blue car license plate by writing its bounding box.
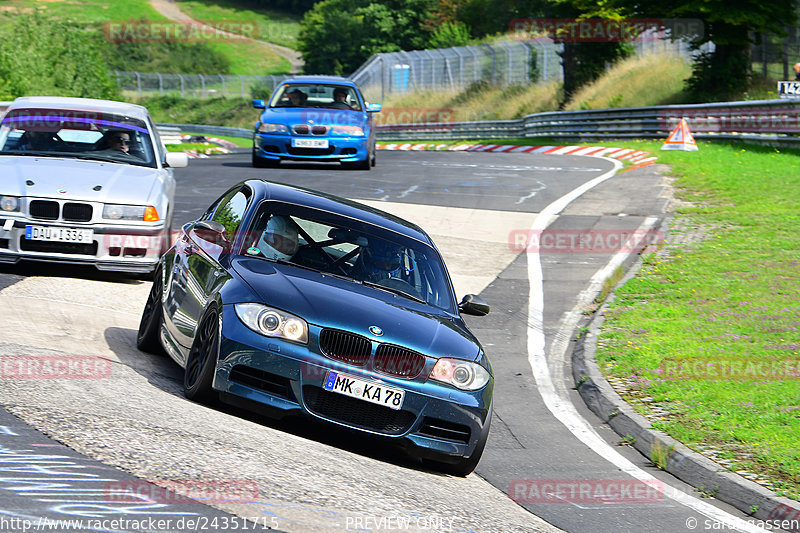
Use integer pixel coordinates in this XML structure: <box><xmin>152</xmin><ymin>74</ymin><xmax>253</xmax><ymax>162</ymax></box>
<box><xmin>324</xmin><ymin>371</ymin><xmax>405</xmax><ymax>410</ymax></box>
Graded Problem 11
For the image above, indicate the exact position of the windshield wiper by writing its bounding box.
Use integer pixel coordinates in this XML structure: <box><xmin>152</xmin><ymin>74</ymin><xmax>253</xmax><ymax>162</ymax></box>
<box><xmin>272</xmin><ymin>258</ymin><xmax>357</xmax><ymax>283</ymax></box>
<box><xmin>361</xmin><ymin>280</ymin><xmax>426</xmax><ymax>304</ymax></box>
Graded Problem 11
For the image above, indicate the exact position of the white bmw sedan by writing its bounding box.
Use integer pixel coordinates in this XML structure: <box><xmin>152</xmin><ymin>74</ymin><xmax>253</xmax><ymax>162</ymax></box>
<box><xmin>0</xmin><ymin>97</ymin><xmax>188</xmax><ymax>274</ymax></box>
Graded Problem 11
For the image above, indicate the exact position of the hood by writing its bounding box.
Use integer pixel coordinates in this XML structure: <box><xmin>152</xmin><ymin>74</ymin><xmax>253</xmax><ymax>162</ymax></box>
<box><xmin>261</xmin><ymin>108</ymin><xmax>367</xmax><ymax>128</ymax></box>
<box><xmin>231</xmin><ymin>257</ymin><xmax>480</xmax><ymax>361</ymax></box>
<box><xmin>0</xmin><ymin>156</ymin><xmax>161</xmax><ymax>204</ymax></box>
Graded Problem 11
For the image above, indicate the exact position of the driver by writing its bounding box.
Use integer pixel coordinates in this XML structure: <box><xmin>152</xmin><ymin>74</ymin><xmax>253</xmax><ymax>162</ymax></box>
<box><xmin>257</xmin><ymin>215</ymin><xmax>300</xmax><ymax>261</ymax></box>
<box><xmin>353</xmin><ymin>238</ymin><xmax>403</xmax><ymax>282</ymax></box>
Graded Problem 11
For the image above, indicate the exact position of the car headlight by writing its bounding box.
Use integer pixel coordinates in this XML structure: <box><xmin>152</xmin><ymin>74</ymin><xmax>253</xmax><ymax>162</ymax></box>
<box><xmin>103</xmin><ymin>204</ymin><xmax>160</xmax><ymax>222</ymax></box>
<box><xmin>429</xmin><ymin>358</ymin><xmax>491</xmax><ymax>391</ymax></box>
<box><xmin>0</xmin><ymin>196</ymin><xmax>20</xmax><ymax>212</ymax></box>
<box><xmin>257</xmin><ymin>123</ymin><xmax>289</xmax><ymax>134</ymax></box>
<box><xmin>330</xmin><ymin>125</ymin><xmax>365</xmax><ymax>136</ymax></box>
<box><xmin>235</xmin><ymin>303</ymin><xmax>308</xmax><ymax>344</ymax></box>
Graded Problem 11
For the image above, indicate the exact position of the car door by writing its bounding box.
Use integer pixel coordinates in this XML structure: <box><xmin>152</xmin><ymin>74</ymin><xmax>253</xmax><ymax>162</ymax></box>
<box><xmin>168</xmin><ymin>186</ymin><xmax>251</xmax><ymax>352</ymax></box>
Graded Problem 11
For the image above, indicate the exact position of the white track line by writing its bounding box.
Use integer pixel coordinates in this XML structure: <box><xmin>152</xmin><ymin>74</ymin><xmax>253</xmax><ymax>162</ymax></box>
<box><xmin>525</xmin><ymin>157</ymin><xmax>767</xmax><ymax>532</ymax></box>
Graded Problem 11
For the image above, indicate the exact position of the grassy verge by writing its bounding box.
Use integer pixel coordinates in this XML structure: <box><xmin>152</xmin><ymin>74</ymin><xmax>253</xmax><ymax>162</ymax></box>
<box><xmin>140</xmin><ymin>96</ymin><xmax>256</xmax><ymax>129</ymax></box>
<box><xmin>3</xmin><ymin>0</ymin><xmax>288</xmax><ymax>75</ymax></box>
<box><xmin>4</xmin><ymin>0</ymin><xmax>164</xmax><ymax>22</ymax></box>
<box><xmin>176</xmin><ymin>0</ymin><xmax>300</xmax><ymax>50</ymax></box>
<box><xmin>184</xmin><ymin>132</ymin><xmax>251</xmax><ymax>147</ymax></box>
<box><xmin>590</xmin><ymin>140</ymin><xmax>800</xmax><ymax>500</ymax></box>
<box><xmin>562</xmin><ymin>53</ymin><xmax>692</xmax><ymax>110</ymax></box>
<box><xmin>382</xmin><ymin>135</ymin><xmax>800</xmax><ymax>500</ymax></box>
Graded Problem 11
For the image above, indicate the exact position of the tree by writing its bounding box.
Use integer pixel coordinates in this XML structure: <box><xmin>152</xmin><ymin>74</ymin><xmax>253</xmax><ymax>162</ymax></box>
<box><xmin>564</xmin><ymin>0</ymin><xmax>800</xmax><ymax>101</ymax></box>
<box><xmin>0</xmin><ymin>12</ymin><xmax>118</xmax><ymax>100</ymax></box>
<box><xmin>298</xmin><ymin>0</ymin><xmax>435</xmax><ymax>75</ymax></box>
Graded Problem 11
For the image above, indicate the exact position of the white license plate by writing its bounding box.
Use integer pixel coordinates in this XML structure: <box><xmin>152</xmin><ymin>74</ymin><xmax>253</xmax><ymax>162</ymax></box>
<box><xmin>292</xmin><ymin>138</ymin><xmax>329</xmax><ymax>149</ymax></box>
<box><xmin>323</xmin><ymin>371</ymin><xmax>405</xmax><ymax>410</ymax></box>
<box><xmin>25</xmin><ymin>225</ymin><xmax>93</xmax><ymax>244</ymax></box>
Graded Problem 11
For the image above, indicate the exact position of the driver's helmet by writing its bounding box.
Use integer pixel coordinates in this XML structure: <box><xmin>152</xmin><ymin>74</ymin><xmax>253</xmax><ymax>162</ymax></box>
<box><xmin>257</xmin><ymin>215</ymin><xmax>299</xmax><ymax>261</ymax></box>
<box><xmin>359</xmin><ymin>239</ymin><xmax>402</xmax><ymax>279</ymax></box>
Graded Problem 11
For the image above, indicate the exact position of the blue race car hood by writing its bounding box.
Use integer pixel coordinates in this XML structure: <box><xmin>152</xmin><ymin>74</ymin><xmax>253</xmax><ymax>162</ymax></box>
<box><xmin>260</xmin><ymin>108</ymin><xmax>367</xmax><ymax>127</ymax></box>
<box><xmin>231</xmin><ymin>257</ymin><xmax>480</xmax><ymax>361</ymax></box>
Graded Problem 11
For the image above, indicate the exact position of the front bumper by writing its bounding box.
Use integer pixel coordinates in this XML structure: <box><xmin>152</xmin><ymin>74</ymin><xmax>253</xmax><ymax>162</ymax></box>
<box><xmin>213</xmin><ymin>305</ymin><xmax>492</xmax><ymax>460</ymax></box>
<box><xmin>253</xmin><ymin>133</ymin><xmax>370</xmax><ymax>162</ymax></box>
<box><xmin>0</xmin><ymin>217</ymin><xmax>167</xmax><ymax>273</ymax></box>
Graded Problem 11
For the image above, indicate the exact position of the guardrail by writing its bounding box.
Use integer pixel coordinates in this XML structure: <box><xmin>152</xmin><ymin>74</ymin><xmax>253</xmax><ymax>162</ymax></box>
<box><xmin>375</xmin><ymin>99</ymin><xmax>800</xmax><ymax>146</ymax></box>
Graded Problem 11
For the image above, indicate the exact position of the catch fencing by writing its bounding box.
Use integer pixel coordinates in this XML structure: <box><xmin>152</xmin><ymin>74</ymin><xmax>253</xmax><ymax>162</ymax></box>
<box><xmin>113</xmin><ymin>71</ymin><xmax>288</xmax><ymax>99</ymax></box>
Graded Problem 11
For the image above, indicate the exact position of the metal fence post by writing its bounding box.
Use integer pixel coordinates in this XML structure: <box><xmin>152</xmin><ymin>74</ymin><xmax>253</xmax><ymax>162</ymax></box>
<box><xmin>483</xmin><ymin>43</ymin><xmax>496</xmax><ymax>84</ymax></box>
<box><xmin>199</xmin><ymin>74</ymin><xmax>205</xmax><ymax>98</ymax></box>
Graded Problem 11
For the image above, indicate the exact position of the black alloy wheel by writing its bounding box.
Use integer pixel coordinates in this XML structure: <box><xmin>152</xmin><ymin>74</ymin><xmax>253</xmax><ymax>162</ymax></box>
<box><xmin>136</xmin><ymin>269</ymin><xmax>165</xmax><ymax>354</ymax></box>
<box><xmin>184</xmin><ymin>306</ymin><xmax>220</xmax><ymax>403</ymax></box>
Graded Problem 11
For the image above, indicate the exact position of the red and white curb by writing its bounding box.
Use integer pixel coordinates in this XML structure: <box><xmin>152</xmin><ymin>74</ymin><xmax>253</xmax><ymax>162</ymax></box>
<box><xmin>377</xmin><ymin>142</ymin><xmax>658</xmax><ymax>166</ymax></box>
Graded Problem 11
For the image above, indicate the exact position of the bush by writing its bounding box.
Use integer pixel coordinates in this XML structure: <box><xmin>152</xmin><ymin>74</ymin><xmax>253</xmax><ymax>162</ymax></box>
<box><xmin>0</xmin><ymin>12</ymin><xmax>118</xmax><ymax>100</ymax></box>
<box><xmin>104</xmin><ymin>40</ymin><xmax>232</xmax><ymax>75</ymax></box>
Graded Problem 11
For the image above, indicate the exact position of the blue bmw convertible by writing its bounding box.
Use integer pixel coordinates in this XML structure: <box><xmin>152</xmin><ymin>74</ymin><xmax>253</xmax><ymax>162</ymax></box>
<box><xmin>251</xmin><ymin>76</ymin><xmax>380</xmax><ymax>170</ymax></box>
<box><xmin>138</xmin><ymin>180</ymin><xmax>493</xmax><ymax>475</ymax></box>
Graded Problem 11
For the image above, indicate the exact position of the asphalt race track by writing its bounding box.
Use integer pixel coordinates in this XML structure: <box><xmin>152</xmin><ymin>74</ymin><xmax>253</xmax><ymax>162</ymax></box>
<box><xmin>0</xmin><ymin>150</ymin><xmax>769</xmax><ymax>532</ymax></box>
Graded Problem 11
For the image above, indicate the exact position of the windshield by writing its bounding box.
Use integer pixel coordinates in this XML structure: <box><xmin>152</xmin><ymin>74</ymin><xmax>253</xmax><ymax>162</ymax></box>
<box><xmin>269</xmin><ymin>84</ymin><xmax>363</xmax><ymax>111</ymax></box>
<box><xmin>245</xmin><ymin>202</ymin><xmax>456</xmax><ymax>313</ymax></box>
<box><xmin>0</xmin><ymin>107</ymin><xmax>158</xmax><ymax>168</ymax></box>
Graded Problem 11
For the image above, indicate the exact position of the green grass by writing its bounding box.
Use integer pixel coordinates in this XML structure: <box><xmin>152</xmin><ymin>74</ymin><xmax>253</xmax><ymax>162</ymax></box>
<box><xmin>176</xmin><ymin>0</ymin><xmax>300</xmax><ymax>49</ymax></box>
<box><xmin>140</xmin><ymin>95</ymin><xmax>257</xmax><ymax>129</ymax></box>
<box><xmin>184</xmin><ymin>132</ymin><xmax>251</xmax><ymax>147</ymax></box>
<box><xmin>2</xmin><ymin>0</ymin><xmax>289</xmax><ymax>74</ymax></box>
<box><xmin>3</xmin><ymin>0</ymin><xmax>164</xmax><ymax>22</ymax></box>
<box><xmin>563</xmin><ymin>53</ymin><xmax>693</xmax><ymax>110</ymax></box>
<box><xmin>376</xmin><ymin>81</ymin><xmax>562</xmax><ymax>123</ymax></box>
<box><xmin>590</xmin><ymin>140</ymin><xmax>800</xmax><ymax>500</ymax></box>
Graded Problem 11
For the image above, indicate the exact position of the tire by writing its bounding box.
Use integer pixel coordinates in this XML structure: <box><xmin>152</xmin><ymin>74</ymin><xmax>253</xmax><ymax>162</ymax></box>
<box><xmin>184</xmin><ymin>306</ymin><xmax>220</xmax><ymax>403</ymax></box>
<box><xmin>252</xmin><ymin>153</ymin><xmax>279</xmax><ymax>168</ymax></box>
<box><xmin>426</xmin><ymin>407</ymin><xmax>492</xmax><ymax>476</ymax></box>
<box><xmin>371</xmin><ymin>149</ymin><xmax>376</xmax><ymax>167</ymax></box>
<box><xmin>136</xmin><ymin>269</ymin><xmax>165</xmax><ymax>355</ymax></box>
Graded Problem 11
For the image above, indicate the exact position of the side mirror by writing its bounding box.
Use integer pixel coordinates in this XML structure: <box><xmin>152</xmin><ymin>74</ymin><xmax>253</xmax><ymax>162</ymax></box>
<box><xmin>165</xmin><ymin>151</ymin><xmax>189</xmax><ymax>168</ymax></box>
<box><xmin>459</xmin><ymin>294</ymin><xmax>490</xmax><ymax>316</ymax></box>
<box><xmin>193</xmin><ymin>220</ymin><xmax>228</xmax><ymax>247</ymax></box>
<box><xmin>366</xmin><ymin>102</ymin><xmax>382</xmax><ymax>113</ymax></box>
<box><xmin>252</xmin><ymin>99</ymin><xmax>266</xmax><ymax>109</ymax></box>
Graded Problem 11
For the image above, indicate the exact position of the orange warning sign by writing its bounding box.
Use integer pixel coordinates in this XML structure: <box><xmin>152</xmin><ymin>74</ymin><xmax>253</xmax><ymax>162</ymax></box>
<box><xmin>661</xmin><ymin>118</ymin><xmax>698</xmax><ymax>151</ymax></box>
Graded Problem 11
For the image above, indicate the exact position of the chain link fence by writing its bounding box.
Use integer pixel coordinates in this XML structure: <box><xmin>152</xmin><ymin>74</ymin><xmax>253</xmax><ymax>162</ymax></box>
<box><xmin>751</xmin><ymin>28</ymin><xmax>800</xmax><ymax>81</ymax></box>
<box><xmin>113</xmin><ymin>71</ymin><xmax>290</xmax><ymax>99</ymax></box>
<box><xmin>350</xmin><ymin>41</ymin><xmax>562</xmax><ymax>102</ymax></box>
<box><xmin>113</xmin><ymin>36</ymin><xmax>713</xmax><ymax>101</ymax></box>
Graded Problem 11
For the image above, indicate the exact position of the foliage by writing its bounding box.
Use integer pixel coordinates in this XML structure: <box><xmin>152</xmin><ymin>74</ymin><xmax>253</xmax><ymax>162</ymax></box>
<box><xmin>298</xmin><ymin>0</ymin><xmax>436</xmax><ymax>75</ymax></box>
<box><xmin>559</xmin><ymin>42</ymin><xmax>632</xmax><ymax>106</ymax></box>
<box><xmin>137</xmin><ymin>95</ymin><xmax>258</xmax><ymax>129</ymax></box>
<box><xmin>562</xmin><ymin>0</ymin><xmax>799</xmax><ymax>102</ymax></box>
<box><xmin>0</xmin><ymin>12</ymin><xmax>118</xmax><ymax>100</ymax></box>
<box><xmin>104</xmin><ymin>41</ymin><xmax>231</xmax><ymax>75</ymax></box>
<box><xmin>251</xmin><ymin>0</ymin><xmax>316</xmax><ymax>16</ymax></box>
<box><xmin>427</xmin><ymin>21</ymin><xmax>472</xmax><ymax>48</ymax></box>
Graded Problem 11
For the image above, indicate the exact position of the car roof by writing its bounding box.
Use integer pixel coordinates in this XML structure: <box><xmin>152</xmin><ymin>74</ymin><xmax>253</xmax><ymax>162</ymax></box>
<box><xmin>281</xmin><ymin>76</ymin><xmax>357</xmax><ymax>88</ymax></box>
<box><xmin>247</xmin><ymin>180</ymin><xmax>432</xmax><ymax>245</ymax></box>
<box><xmin>7</xmin><ymin>97</ymin><xmax>150</xmax><ymax>120</ymax></box>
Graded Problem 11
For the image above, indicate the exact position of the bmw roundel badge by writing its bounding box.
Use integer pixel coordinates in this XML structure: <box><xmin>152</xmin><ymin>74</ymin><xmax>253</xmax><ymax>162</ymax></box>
<box><xmin>369</xmin><ymin>325</ymin><xmax>383</xmax><ymax>336</ymax></box>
